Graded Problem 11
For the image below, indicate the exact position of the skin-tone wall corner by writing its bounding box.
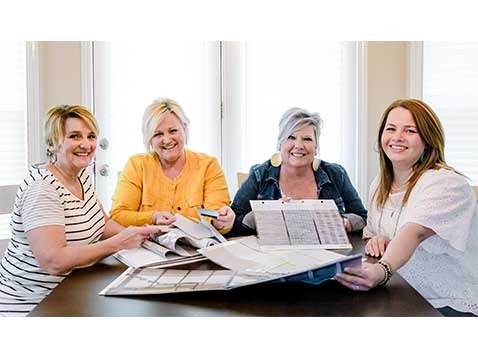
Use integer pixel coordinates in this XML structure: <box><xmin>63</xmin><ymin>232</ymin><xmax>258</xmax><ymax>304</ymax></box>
<box><xmin>366</xmin><ymin>41</ymin><xmax>408</xmax><ymax>191</ymax></box>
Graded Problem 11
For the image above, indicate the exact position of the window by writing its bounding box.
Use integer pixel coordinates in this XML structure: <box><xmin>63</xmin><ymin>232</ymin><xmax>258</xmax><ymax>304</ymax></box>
<box><xmin>0</xmin><ymin>42</ymin><xmax>40</xmax><ymax>240</ymax></box>
<box><xmin>420</xmin><ymin>42</ymin><xmax>478</xmax><ymax>184</ymax></box>
<box><xmin>221</xmin><ymin>41</ymin><xmax>360</xmax><ymax>193</ymax></box>
<box><xmin>89</xmin><ymin>41</ymin><xmax>363</xmax><ymax>210</ymax></box>
<box><xmin>0</xmin><ymin>42</ymin><xmax>27</xmax><ymax>239</ymax></box>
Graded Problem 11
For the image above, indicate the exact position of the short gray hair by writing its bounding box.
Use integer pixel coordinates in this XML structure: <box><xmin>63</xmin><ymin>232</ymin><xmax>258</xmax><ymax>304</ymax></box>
<box><xmin>142</xmin><ymin>98</ymin><xmax>190</xmax><ymax>152</ymax></box>
<box><xmin>277</xmin><ymin>107</ymin><xmax>323</xmax><ymax>154</ymax></box>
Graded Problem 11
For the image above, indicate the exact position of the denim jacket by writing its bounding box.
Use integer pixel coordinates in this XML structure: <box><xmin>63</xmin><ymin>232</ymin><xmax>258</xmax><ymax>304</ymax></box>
<box><xmin>229</xmin><ymin>159</ymin><xmax>367</xmax><ymax>236</ymax></box>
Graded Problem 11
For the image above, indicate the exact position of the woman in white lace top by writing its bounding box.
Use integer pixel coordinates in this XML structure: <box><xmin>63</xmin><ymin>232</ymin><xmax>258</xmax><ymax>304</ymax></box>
<box><xmin>335</xmin><ymin>99</ymin><xmax>478</xmax><ymax>316</ymax></box>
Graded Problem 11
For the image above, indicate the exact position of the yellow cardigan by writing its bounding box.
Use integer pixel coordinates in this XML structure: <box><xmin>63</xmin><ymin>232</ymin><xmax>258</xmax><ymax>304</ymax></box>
<box><xmin>110</xmin><ymin>149</ymin><xmax>231</xmax><ymax>227</ymax></box>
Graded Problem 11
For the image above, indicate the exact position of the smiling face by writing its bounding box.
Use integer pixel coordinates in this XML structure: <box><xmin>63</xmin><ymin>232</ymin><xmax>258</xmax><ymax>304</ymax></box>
<box><xmin>54</xmin><ymin>117</ymin><xmax>97</xmax><ymax>173</ymax></box>
<box><xmin>150</xmin><ymin>112</ymin><xmax>186</xmax><ymax>165</ymax></box>
<box><xmin>381</xmin><ymin>107</ymin><xmax>426</xmax><ymax>170</ymax></box>
<box><xmin>280</xmin><ymin>124</ymin><xmax>317</xmax><ymax>169</ymax></box>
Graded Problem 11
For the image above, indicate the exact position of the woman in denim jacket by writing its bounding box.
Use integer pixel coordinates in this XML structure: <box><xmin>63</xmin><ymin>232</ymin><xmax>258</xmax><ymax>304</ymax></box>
<box><xmin>230</xmin><ymin>107</ymin><xmax>367</xmax><ymax>236</ymax></box>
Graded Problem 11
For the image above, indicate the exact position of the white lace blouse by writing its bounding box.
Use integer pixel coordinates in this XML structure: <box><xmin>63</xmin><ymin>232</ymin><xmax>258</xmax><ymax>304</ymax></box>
<box><xmin>364</xmin><ymin>169</ymin><xmax>478</xmax><ymax>315</ymax></box>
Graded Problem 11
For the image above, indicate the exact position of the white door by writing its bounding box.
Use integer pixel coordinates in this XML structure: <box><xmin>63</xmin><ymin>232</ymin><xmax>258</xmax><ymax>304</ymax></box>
<box><xmin>91</xmin><ymin>41</ymin><xmax>222</xmax><ymax>213</ymax></box>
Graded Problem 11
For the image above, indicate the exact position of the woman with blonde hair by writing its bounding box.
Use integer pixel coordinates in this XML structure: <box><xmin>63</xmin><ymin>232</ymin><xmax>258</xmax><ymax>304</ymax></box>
<box><xmin>0</xmin><ymin>105</ymin><xmax>160</xmax><ymax>316</ymax></box>
<box><xmin>335</xmin><ymin>99</ymin><xmax>478</xmax><ymax>316</ymax></box>
<box><xmin>110</xmin><ymin>98</ymin><xmax>235</xmax><ymax>232</ymax></box>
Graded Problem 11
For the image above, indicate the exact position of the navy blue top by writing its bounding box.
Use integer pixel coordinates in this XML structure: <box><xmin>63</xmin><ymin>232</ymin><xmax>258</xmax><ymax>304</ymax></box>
<box><xmin>230</xmin><ymin>159</ymin><xmax>367</xmax><ymax>236</ymax></box>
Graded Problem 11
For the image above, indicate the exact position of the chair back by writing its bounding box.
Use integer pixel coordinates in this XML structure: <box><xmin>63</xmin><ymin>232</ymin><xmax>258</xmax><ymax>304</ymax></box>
<box><xmin>0</xmin><ymin>185</ymin><xmax>17</xmax><ymax>215</ymax></box>
<box><xmin>237</xmin><ymin>172</ymin><xmax>248</xmax><ymax>188</ymax></box>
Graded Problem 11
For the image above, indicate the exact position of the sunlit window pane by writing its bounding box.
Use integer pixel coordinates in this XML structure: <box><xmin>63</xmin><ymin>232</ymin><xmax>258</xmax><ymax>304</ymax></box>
<box><xmin>423</xmin><ymin>42</ymin><xmax>478</xmax><ymax>183</ymax></box>
<box><xmin>0</xmin><ymin>41</ymin><xmax>27</xmax><ymax>186</ymax></box>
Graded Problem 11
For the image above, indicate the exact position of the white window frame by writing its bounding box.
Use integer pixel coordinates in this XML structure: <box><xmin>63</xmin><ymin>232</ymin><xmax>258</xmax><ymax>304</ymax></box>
<box><xmin>26</xmin><ymin>42</ymin><xmax>43</xmax><ymax>166</ymax></box>
<box><xmin>406</xmin><ymin>41</ymin><xmax>423</xmax><ymax>98</ymax></box>
<box><xmin>356</xmin><ymin>42</ymin><xmax>368</xmax><ymax>200</ymax></box>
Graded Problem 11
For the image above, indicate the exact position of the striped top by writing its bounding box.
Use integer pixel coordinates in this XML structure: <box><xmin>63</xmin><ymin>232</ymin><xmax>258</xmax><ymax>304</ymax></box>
<box><xmin>0</xmin><ymin>165</ymin><xmax>105</xmax><ymax>316</ymax></box>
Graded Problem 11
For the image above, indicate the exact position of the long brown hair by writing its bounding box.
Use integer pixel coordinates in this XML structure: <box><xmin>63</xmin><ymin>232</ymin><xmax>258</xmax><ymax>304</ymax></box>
<box><xmin>374</xmin><ymin>99</ymin><xmax>452</xmax><ymax>208</ymax></box>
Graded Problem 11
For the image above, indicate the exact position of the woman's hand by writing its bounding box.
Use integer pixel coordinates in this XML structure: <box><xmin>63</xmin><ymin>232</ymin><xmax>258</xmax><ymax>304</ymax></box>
<box><xmin>152</xmin><ymin>211</ymin><xmax>176</xmax><ymax>226</ymax></box>
<box><xmin>212</xmin><ymin>206</ymin><xmax>236</xmax><ymax>231</ymax></box>
<box><xmin>365</xmin><ymin>235</ymin><xmax>391</xmax><ymax>257</ymax></box>
<box><xmin>342</xmin><ymin>217</ymin><xmax>352</xmax><ymax>232</ymax></box>
<box><xmin>335</xmin><ymin>262</ymin><xmax>386</xmax><ymax>291</ymax></box>
<box><xmin>280</xmin><ymin>196</ymin><xmax>292</xmax><ymax>203</ymax></box>
<box><xmin>112</xmin><ymin>225</ymin><xmax>163</xmax><ymax>251</ymax></box>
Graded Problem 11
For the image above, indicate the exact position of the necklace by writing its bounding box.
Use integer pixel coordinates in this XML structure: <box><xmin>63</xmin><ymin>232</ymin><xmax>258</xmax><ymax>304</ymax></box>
<box><xmin>391</xmin><ymin>182</ymin><xmax>408</xmax><ymax>192</ymax></box>
<box><xmin>378</xmin><ymin>193</ymin><xmax>404</xmax><ymax>238</ymax></box>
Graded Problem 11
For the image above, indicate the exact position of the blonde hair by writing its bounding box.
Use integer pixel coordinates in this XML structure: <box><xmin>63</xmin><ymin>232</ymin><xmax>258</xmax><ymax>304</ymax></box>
<box><xmin>142</xmin><ymin>98</ymin><xmax>190</xmax><ymax>152</ymax></box>
<box><xmin>375</xmin><ymin>99</ymin><xmax>452</xmax><ymax>208</ymax></box>
<box><xmin>44</xmin><ymin>105</ymin><xmax>98</xmax><ymax>159</ymax></box>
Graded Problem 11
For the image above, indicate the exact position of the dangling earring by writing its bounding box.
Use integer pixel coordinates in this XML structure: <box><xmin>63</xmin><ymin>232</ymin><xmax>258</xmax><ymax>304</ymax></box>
<box><xmin>312</xmin><ymin>157</ymin><xmax>320</xmax><ymax>171</ymax></box>
<box><xmin>271</xmin><ymin>152</ymin><xmax>282</xmax><ymax>167</ymax></box>
<box><xmin>47</xmin><ymin>149</ymin><xmax>57</xmax><ymax>164</ymax></box>
<box><xmin>419</xmin><ymin>148</ymin><xmax>428</xmax><ymax>163</ymax></box>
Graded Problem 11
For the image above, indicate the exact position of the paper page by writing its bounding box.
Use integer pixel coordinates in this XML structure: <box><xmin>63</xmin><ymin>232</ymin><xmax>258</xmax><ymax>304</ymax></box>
<box><xmin>178</xmin><ymin>235</ymin><xmax>221</xmax><ymax>249</ymax></box>
<box><xmin>150</xmin><ymin>229</ymin><xmax>198</xmax><ymax>257</ymax></box>
<box><xmin>114</xmin><ymin>245</ymin><xmax>205</xmax><ymax>269</ymax></box>
<box><xmin>199</xmin><ymin>236</ymin><xmax>345</xmax><ymax>276</ymax></box>
<box><xmin>142</xmin><ymin>240</ymin><xmax>172</xmax><ymax>257</ymax></box>
<box><xmin>173</xmin><ymin>214</ymin><xmax>215</xmax><ymax>239</ymax></box>
<box><xmin>100</xmin><ymin>267</ymin><xmax>266</xmax><ymax>295</ymax></box>
<box><xmin>114</xmin><ymin>247</ymin><xmax>173</xmax><ymax>268</ymax></box>
<box><xmin>250</xmin><ymin>199</ymin><xmax>351</xmax><ymax>248</ymax></box>
<box><xmin>198</xmin><ymin>213</ymin><xmax>227</xmax><ymax>243</ymax></box>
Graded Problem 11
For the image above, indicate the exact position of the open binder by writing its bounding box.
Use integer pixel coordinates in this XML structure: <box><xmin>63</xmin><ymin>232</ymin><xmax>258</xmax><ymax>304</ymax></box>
<box><xmin>101</xmin><ymin>237</ymin><xmax>362</xmax><ymax>296</ymax></box>
<box><xmin>113</xmin><ymin>210</ymin><xmax>226</xmax><ymax>268</ymax></box>
<box><xmin>251</xmin><ymin>199</ymin><xmax>352</xmax><ymax>249</ymax></box>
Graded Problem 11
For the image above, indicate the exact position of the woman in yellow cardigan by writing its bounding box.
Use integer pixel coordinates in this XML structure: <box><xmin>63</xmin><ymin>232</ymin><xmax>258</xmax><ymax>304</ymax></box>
<box><xmin>110</xmin><ymin>98</ymin><xmax>235</xmax><ymax>232</ymax></box>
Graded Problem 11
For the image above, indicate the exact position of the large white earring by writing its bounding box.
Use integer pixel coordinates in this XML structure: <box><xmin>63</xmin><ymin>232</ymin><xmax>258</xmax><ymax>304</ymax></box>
<box><xmin>271</xmin><ymin>152</ymin><xmax>282</xmax><ymax>167</ymax></box>
<box><xmin>312</xmin><ymin>157</ymin><xmax>320</xmax><ymax>171</ymax></box>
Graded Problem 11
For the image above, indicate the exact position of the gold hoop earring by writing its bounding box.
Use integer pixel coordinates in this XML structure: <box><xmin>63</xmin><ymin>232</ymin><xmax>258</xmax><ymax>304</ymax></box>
<box><xmin>312</xmin><ymin>158</ymin><xmax>320</xmax><ymax>171</ymax></box>
<box><xmin>271</xmin><ymin>152</ymin><xmax>282</xmax><ymax>167</ymax></box>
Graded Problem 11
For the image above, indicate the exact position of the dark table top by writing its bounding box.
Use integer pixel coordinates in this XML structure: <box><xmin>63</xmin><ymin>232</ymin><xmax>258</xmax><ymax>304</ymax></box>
<box><xmin>28</xmin><ymin>234</ymin><xmax>441</xmax><ymax>317</ymax></box>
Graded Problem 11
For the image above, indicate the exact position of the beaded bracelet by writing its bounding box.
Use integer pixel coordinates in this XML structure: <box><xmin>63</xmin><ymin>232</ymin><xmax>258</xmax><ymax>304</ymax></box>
<box><xmin>377</xmin><ymin>260</ymin><xmax>393</xmax><ymax>286</ymax></box>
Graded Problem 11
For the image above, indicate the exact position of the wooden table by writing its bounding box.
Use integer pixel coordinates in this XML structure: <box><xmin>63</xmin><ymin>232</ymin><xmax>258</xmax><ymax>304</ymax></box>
<box><xmin>28</xmin><ymin>235</ymin><xmax>441</xmax><ymax>317</ymax></box>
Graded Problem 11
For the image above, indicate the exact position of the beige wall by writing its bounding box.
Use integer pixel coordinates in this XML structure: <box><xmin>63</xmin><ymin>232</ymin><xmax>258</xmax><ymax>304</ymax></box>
<box><xmin>39</xmin><ymin>41</ymin><xmax>82</xmax><ymax>115</ymax></box>
<box><xmin>38</xmin><ymin>41</ymin><xmax>82</xmax><ymax>159</ymax></box>
<box><xmin>366</xmin><ymin>42</ymin><xmax>408</xmax><ymax>189</ymax></box>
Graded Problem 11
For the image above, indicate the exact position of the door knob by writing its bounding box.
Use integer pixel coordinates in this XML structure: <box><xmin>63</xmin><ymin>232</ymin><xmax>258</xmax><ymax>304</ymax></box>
<box><xmin>98</xmin><ymin>164</ymin><xmax>110</xmax><ymax>177</ymax></box>
<box><xmin>99</xmin><ymin>138</ymin><xmax>110</xmax><ymax>150</ymax></box>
